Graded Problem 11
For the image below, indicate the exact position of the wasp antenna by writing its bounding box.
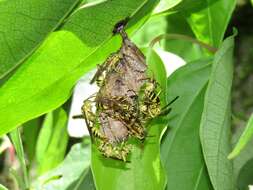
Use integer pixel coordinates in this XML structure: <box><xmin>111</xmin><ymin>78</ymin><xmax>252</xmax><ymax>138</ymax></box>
<box><xmin>162</xmin><ymin>96</ymin><xmax>179</xmax><ymax>110</ymax></box>
<box><xmin>168</xmin><ymin>96</ymin><xmax>179</xmax><ymax>105</ymax></box>
<box><xmin>145</xmin><ymin>135</ymin><xmax>156</xmax><ymax>138</ymax></box>
<box><xmin>72</xmin><ymin>114</ymin><xmax>84</xmax><ymax>119</ymax></box>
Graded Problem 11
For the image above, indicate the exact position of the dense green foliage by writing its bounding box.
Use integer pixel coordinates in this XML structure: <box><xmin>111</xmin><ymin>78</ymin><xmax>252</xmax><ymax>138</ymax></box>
<box><xmin>0</xmin><ymin>0</ymin><xmax>252</xmax><ymax>190</ymax></box>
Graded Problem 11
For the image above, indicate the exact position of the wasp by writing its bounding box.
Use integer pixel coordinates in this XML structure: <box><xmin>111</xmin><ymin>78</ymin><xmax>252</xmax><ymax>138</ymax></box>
<box><xmin>74</xmin><ymin>19</ymin><xmax>178</xmax><ymax>162</ymax></box>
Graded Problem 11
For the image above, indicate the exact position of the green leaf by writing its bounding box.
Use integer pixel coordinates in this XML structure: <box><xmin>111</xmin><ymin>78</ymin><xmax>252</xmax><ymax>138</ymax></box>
<box><xmin>23</xmin><ymin>118</ymin><xmax>41</xmax><ymax>161</ymax></box>
<box><xmin>33</xmin><ymin>142</ymin><xmax>91</xmax><ymax>190</ymax></box>
<box><xmin>36</xmin><ymin>108</ymin><xmax>69</xmax><ymax>175</ymax></box>
<box><xmin>237</xmin><ymin>158</ymin><xmax>253</xmax><ymax>190</ymax></box>
<box><xmin>91</xmin><ymin>49</ymin><xmax>167</xmax><ymax>190</ymax></box>
<box><xmin>0</xmin><ymin>0</ymin><xmax>156</xmax><ymax>136</ymax></box>
<box><xmin>9</xmin><ymin>128</ymin><xmax>29</xmax><ymax>190</ymax></box>
<box><xmin>161</xmin><ymin>59</ymin><xmax>213</xmax><ymax>190</ymax></box>
<box><xmin>165</xmin><ymin>13</ymin><xmax>206</xmax><ymax>62</ymax></box>
<box><xmin>199</xmin><ymin>33</ymin><xmax>236</xmax><ymax>190</ymax></box>
<box><xmin>229</xmin><ymin>114</ymin><xmax>253</xmax><ymax>159</ymax></box>
<box><xmin>72</xmin><ymin>169</ymin><xmax>96</xmax><ymax>190</ymax></box>
<box><xmin>132</xmin><ymin>15</ymin><xmax>167</xmax><ymax>48</ymax></box>
<box><xmin>0</xmin><ymin>184</ymin><xmax>8</xmax><ymax>190</ymax></box>
<box><xmin>0</xmin><ymin>0</ymin><xmax>80</xmax><ymax>79</ymax></box>
<box><xmin>186</xmin><ymin>0</ymin><xmax>236</xmax><ymax>47</ymax></box>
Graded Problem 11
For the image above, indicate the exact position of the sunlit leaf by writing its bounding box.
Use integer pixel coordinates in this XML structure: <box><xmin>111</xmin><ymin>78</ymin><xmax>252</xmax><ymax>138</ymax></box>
<box><xmin>0</xmin><ymin>0</ymin><xmax>156</xmax><ymax>136</ymax></box>
<box><xmin>0</xmin><ymin>184</ymin><xmax>8</xmax><ymax>190</ymax></box>
<box><xmin>153</xmin><ymin>0</ymin><xmax>182</xmax><ymax>15</ymax></box>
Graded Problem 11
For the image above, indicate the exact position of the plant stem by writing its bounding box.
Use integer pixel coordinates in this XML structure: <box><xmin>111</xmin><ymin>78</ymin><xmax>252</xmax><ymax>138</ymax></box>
<box><xmin>150</xmin><ymin>33</ymin><xmax>218</xmax><ymax>53</ymax></box>
<box><xmin>9</xmin><ymin>128</ymin><xmax>29</xmax><ymax>190</ymax></box>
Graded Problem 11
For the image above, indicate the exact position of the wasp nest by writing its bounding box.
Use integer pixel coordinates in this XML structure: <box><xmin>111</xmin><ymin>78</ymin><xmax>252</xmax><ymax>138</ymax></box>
<box><xmin>74</xmin><ymin>22</ymin><xmax>169</xmax><ymax>161</ymax></box>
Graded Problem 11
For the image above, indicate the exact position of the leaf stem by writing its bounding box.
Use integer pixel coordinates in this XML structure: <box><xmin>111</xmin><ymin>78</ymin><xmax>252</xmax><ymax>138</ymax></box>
<box><xmin>150</xmin><ymin>33</ymin><xmax>218</xmax><ymax>53</ymax></box>
<box><xmin>9</xmin><ymin>128</ymin><xmax>29</xmax><ymax>190</ymax></box>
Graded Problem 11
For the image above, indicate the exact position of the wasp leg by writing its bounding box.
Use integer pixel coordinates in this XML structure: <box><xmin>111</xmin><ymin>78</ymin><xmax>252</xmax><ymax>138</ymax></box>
<box><xmin>157</xmin><ymin>96</ymin><xmax>179</xmax><ymax>116</ymax></box>
<box><xmin>77</xmin><ymin>95</ymin><xmax>106</xmax><ymax>142</ymax></box>
<box><xmin>90</xmin><ymin>64</ymin><xmax>104</xmax><ymax>85</ymax></box>
<box><xmin>164</xmin><ymin>96</ymin><xmax>179</xmax><ymax>108</ymax></box>
<box><xmin>90</xmin><ymin>53</ymin><xmax>121</xmax><ymax>85</ymax></box>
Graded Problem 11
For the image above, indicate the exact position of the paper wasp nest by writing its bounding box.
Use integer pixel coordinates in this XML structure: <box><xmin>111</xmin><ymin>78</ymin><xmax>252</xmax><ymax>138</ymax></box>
<box><xmin>75</xmin><ymin>23</ymin><xmax>163</xmax><ymax>161</ymax></box>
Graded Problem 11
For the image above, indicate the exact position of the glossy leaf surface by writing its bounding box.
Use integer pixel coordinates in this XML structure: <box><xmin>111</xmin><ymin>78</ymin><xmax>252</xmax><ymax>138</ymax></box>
<box><xmin>0</xmin><ymin>0</ymin><xmax>157</xmax><ymax>136</ymax></box>
<box><xmin>161</xmin><ymin>59</ymin><xmax>213</xmax><ymax>190</ymax></box>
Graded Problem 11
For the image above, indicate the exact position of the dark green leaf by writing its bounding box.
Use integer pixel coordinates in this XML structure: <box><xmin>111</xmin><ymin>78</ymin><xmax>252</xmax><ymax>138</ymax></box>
<box><xmin>67</xmin><ymin>169</ymin><xmax>96</xmax><ymax>190</ymax></box>
<box><xmin>231</xmin><ymin>125</ymin><xmax>253</xmax><ymax>189</ymax></box>
<box><xmin>0</xmin><ymin>0</ymin><xmax>156</xmax><ymax>136</ymax></box>
<box><xmin>23</xmin><ymin>118</ymin><xmax>41</xmax><ymax>161</ymax></box>
<box><xmin>237</xmin><ymin>158</ymin><xmax>253</xmax><ymax>190</ymax></box>
<box><xmin>91</xmin><ymin>49</ymin><xmax>167</xmax><ymax>190</ymax></box>
<box><xmin>199</xmin><ymin>33</ymin><xmax>236</xmax><ymax>190</ymax></box>
<box><xmin>161</xmin><ymin>59</ymin><xmax>213</xmax><ymax>190</ymax></box>
<box><xmin>0</xmin><ymin>0</ymin><xmax>80</xmax><ymax>78</ymax></box>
